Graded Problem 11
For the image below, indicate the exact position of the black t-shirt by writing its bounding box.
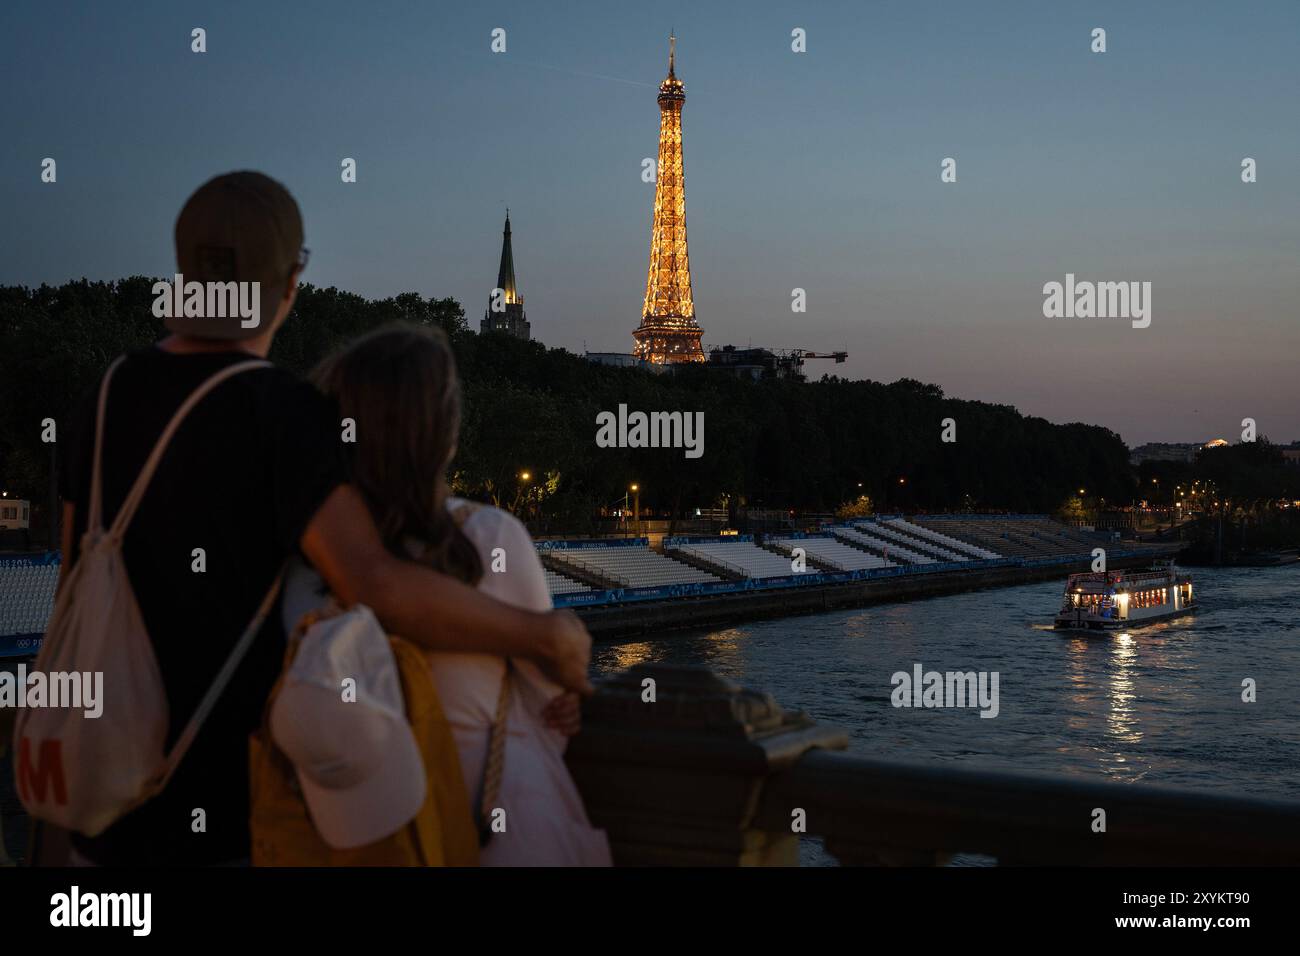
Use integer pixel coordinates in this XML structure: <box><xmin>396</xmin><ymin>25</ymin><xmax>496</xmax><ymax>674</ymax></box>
<box><xmin>57</xmin><ymin>346</ymin><xmax>344</xmax><ymax>865</ymax></box>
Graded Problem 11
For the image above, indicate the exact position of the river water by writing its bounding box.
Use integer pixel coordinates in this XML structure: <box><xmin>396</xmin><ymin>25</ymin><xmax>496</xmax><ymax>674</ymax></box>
<box><xmin>593</xmin><ymin>565</ymin><xmax>1300</xmax><ymax>801</ymax></box>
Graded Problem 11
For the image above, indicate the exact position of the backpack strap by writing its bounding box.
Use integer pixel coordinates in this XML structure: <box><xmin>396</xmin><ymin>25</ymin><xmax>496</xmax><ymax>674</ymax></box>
<box><xmin>100</xmin><ymin>357</ymin><xmax>272</xmax><ymax>544</ymax></box>
<box><xmin>476</xmin><ymin>660</ymin><xmax>513</xmax><ymax>846</ymax></box>
<box><xmin>85</xmin><ymin>355</ymin><xmax>128</xmax><ymax>533</ymax></box>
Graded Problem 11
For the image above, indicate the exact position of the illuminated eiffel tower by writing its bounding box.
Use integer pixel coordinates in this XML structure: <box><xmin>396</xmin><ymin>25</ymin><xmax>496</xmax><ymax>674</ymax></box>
<box><xmin>633</xmin><ymin>34</ymin><xmax>705</xmax><ymax>364</ymax></box>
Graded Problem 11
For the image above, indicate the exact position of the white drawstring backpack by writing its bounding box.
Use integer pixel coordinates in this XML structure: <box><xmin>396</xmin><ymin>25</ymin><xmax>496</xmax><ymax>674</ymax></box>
<box><xmin>13</xmin><ymin>355</ymin><xmax>283</xmax><ymax>836</ymax></box>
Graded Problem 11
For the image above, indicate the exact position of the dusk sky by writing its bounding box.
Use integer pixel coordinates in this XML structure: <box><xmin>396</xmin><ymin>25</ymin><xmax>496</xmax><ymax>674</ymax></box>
<box><xmin>3</xmin><ymin>0</ymin><xmax>1297</xmax><ymax>446</ymax></box>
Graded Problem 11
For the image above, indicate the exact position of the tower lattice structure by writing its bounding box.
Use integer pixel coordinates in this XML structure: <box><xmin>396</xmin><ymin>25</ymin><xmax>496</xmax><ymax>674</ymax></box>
<box><xmin>633</xmin><ymin>35</ymin><xmax>705</xmax><ymax>364</ymax></box>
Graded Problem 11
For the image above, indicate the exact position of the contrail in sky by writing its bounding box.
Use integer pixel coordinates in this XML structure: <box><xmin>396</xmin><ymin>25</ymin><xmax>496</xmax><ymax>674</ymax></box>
<box><xmin>505</xmin><ymin>58</ymin><xmax>656</xmax><ymax>88</ymax></box>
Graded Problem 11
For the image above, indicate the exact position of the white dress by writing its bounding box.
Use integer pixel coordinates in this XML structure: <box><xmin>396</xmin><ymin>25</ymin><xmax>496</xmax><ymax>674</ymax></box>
<box><xmin>282</xmin><ymin>499</ymin><xmax>611</xmax><ymax>867</ymax></box>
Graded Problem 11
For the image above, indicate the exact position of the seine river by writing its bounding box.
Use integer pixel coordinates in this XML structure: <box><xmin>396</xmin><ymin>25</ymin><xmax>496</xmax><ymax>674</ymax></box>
<box><xmin>593</xmin><ymin>565</ymin><xmax>1300</xmax><ymax>801</ymax></box>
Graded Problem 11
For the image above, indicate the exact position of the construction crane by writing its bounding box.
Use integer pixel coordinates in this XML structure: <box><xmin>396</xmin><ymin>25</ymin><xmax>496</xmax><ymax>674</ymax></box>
<box><xmin>783</xmin><ymin>348</ymin><xmax>848</xmax><ymax>364</ymax></box>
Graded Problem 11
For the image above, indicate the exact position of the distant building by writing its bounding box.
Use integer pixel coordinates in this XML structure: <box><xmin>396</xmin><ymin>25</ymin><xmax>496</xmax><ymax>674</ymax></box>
<box><xmin>707</xmin><ymin>346</ymin><xmax>804</xmax><ymax>381</ymax></box>
<box><xmin>705</xmin><ymin>345</ymin><xmax>847</xmax><ymax>382</ymax></box>
<box><xmin>585</xmin><ymin>352</ymin><xmax>647</xmax><ymax>369</ymax></box>
<box><xmin>480</xmin><ymin>211</ymin><xmax>530</xmax><ymax>340</ymax></box>
<box><xmin>0</xmin><ymin>497</ymin><xmax>30</xmax><ymax>530</ymax></box>
<box><xmin>586</xmin><ymin>344</ymin><xmax>843</xmax><ymax>381</ymax></box>
<box><xmin>584</xmin><ymin>351</ymin><xmax>669</xmax><ymax>374</ymax></box>
<box><xmin>1129</xmin><ymin>440</ymin><xmax>1226</xmax><ymax>465</ymax></box>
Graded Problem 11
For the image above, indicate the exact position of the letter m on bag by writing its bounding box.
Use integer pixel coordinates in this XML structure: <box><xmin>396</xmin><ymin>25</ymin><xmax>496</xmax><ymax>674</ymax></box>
<box><xmin>16</xmin><ymin>737</ymin><xmax>68</xmax><ymax>806</ymax></box>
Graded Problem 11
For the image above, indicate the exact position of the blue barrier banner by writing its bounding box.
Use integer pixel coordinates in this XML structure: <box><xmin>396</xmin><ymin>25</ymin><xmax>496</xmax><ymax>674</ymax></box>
<box><xmin>3</xmin><ymin>546</ymin><xmax>1169</xmax><ymax>619</ymax></box>
<box><xmin>535</xmin><ymin>537</ymin><xmax>648</xmax><ymax>552</ymax></box>
<box><xmin>0</xmin><ymin>633</ymin><xmax>43</xmax><ymax>659</ymax></box>
<box><xmin>0</xmin><ymin>551</ymin><xmax>61</xmax><ymax>567</ymax></box>
<box><xmin>662</xmin><ymin>534</ymin><xmax>754</xmax><ymax>546</ymax></box>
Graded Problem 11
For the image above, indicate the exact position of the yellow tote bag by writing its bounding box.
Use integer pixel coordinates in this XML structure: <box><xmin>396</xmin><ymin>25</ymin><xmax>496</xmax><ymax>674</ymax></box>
<box><xmin>249</xmin><ymin>634</ymin><xmax>478</xmax><ymax>866</ymax></box>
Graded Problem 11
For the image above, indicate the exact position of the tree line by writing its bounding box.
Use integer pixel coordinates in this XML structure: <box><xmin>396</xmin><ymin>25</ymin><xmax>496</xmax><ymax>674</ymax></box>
<box><xmin>1137</xmin><ymin>442</ymin><xmax>1300</xmax><ymax>559</ymax></box>
<box><xmin>0</xmin><ymin>278</ymin><xmax>1230</xmax><ymax>537</ymax></box>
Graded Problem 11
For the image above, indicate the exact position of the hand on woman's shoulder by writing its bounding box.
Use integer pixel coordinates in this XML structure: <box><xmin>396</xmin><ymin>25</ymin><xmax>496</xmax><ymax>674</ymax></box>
<box><xmin>448</xmin><ymin>498</ymin><xmax>529</xmax><ymax>547</ymax></box>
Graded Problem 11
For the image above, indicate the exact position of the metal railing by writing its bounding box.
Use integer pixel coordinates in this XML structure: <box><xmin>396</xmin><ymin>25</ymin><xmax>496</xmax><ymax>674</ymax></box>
<box><xmin>665</xmin><ymin>545</ymin><xmax>749</xmax><ymax>581</ymax></box>
<box><xmin>754</xmin><ymin>749</ymin><xmax>1300</xmax><ymax>866</ymax></box>
<box><xmin>567</xmin><ymin>664</ymin><xmax>1300</xmax><ymax>867</ymax></box>
<box><xmin>548</xmin><ymin>553</ymin><xmax>631</xmax><ymax>589</ymax></box>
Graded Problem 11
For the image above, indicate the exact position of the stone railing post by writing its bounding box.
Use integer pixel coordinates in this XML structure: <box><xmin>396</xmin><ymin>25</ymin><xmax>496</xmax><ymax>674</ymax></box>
<box><xmin>565</xmin><ymin>664</ymin><xmax>848</xmax><ymax>866</ymax></box>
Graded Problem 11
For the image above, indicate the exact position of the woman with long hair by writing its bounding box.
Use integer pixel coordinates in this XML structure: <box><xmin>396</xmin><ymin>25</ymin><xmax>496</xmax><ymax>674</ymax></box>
<box><xmin>287</xmin><ymin>322</ymin><xmax>610</xmax><ymax>866</ymax></box>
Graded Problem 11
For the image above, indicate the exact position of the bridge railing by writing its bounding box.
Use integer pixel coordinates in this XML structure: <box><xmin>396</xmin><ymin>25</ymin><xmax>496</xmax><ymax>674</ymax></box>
<box><xmin>565</xmin><ymin>664</ymin><xmax>1300</xmax><ymax>866</ymax></box>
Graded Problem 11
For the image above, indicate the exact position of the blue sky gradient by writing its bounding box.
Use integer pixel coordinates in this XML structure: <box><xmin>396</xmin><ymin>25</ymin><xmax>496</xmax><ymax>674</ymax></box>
<box><xmin>2</xmin><ymin>0</ymin><xmax>1297</xmax><ymax>445</ymax></box>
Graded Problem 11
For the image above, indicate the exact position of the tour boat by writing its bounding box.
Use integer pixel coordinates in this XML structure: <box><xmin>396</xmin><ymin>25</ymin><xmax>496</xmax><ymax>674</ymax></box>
<box><xmin>1053</xmin><ymin>562</ymin><xmax>1195</xmax><ymax>631</ymax></box>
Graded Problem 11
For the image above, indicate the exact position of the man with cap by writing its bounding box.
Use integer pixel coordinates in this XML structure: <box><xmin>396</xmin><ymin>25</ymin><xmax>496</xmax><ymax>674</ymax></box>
<box><xmin>51</xmin><ymin>171</ymin><xmax>592</xmax><ymax>866</ymax></box>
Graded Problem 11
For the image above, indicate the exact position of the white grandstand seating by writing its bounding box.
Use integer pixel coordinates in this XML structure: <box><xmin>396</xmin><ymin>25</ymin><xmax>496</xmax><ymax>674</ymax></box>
<box><xmin>914</xmin><ymin>518</ymin><xmax>1088</xmax><ymax>558</ymax></box>
<box><xmin>0</xmin><ymin>563</ymin><xmax>58</xmax><ymax>636</ymax></box>
<box><xmin>889</xmin><ymin>518</ymin><xmax>1001</xmax><ymax>559</ymax></box>
<box><xmin>548</xmin><ymin>546</ymin><xmax>719</xmax><ymax>589</ymax></box>
<box><xmin>767</xmin><ymin>537</ymin><xmax>896</xmax><ymax>572</ymax></box>
<box><xmin>670</xmin><ymin>539</ymin><xmax>801</xmax><ymax>579</ymax></box>
<box><xmin>543</xmin><ymin>568</ymin><xmax>591</xmax><ymax>596</ymax></box>
<box><xmin>858</xmin><ymin>521</ymin><xmax>965</xmax><ymax>561</ymax></box>
<box><xmin>835</xmin><ymin>527</ymin><xmax>934</xmax><ymax>564</ymax></box>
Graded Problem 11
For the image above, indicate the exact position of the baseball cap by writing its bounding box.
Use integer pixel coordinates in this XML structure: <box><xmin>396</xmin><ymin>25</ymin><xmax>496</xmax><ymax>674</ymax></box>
<box><xmin>270</xmin><ymin>606</ymin><xmax>426</xmax><ymax>849</ymax></box>
<box><xmin>169</xmin><ymin>171</ymin><xmax>304</xmax><ymax>340</ymax></box>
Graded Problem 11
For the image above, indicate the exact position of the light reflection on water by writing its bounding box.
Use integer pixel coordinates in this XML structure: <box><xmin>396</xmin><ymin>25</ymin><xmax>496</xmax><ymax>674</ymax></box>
<box><xmin>1105</xmin><ymin>630</ymin><xmax>1142</xmax><ymax>761</ymax></box>
<box><xmin>592</xmin><ymin>565</ymin><xmax>1300</xmax><ymax>801</ymax></box>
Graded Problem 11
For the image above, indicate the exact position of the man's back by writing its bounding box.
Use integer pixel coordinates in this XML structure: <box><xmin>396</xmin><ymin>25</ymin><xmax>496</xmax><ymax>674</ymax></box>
<box><xmin>60</xmin><ymin>345</ymin><xmax>342</xmax><ymax>864</ymax></box>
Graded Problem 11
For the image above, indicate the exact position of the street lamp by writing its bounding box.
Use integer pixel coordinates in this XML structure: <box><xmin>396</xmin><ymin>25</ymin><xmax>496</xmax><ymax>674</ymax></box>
<box><xmin>516</xmin><ymin>470</ymin><xmax>532</xmax><ymax>518</ymax></box>
<box><xmin>630</xmin><ymin>483</ymin><xmax>641</xmax><ymax>537</ymax></box>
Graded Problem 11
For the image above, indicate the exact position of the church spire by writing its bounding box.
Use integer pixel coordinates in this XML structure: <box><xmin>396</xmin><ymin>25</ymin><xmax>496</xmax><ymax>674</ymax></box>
<box><xmin>481</xmin><ymin>208</ymin><xmax>530</xmax><ymax>340</ymax></box>
<box><xmin>496</xmin><ymin>210</ymin><xmax>518</xmax><ymax>305</ymax></box>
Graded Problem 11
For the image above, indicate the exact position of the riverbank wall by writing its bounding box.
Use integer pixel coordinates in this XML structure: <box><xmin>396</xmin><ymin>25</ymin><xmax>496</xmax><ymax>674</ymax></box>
<box><xmin>574</xmin><ymin>548</ymin><xmax>1178</xmax><ymax>639</ymax></box>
